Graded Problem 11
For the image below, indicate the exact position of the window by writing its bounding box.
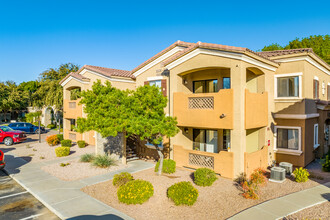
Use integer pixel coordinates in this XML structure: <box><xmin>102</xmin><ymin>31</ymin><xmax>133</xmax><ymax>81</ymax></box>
<box><xmin>223</xmin><ymin>129</ymin><xmax>230</xmax><ymax>150</ymax></box>
<box><xmin>313</xmin><ymin>79</ymin><xmax>319</xmax><ymax>99</ymax></box>
<box><xmin>222</xmin><ymin>77</ymin><xmax>231</xmax><ymax>89</ymax></box>
<box><xmin>193</xmin><ymin>79</ymin><xmax>218</xmax><ymax>93</ymax></box>
<box><xmin>314</xmin><ymin>124</ymin><xmax>319</xmax><ymax>149</ymax></box>
<box><xmin>193</xmin><ymin>129</ymin><xmax>218</xmax><ymax>153</ymax></box>
<box><xmin>275</xmin><ymin>126</ymin><xmax>302</xmax><ymax>155</ymax></box>
<box><xmin>149</xmin><ymin>80</ymin><xmax>161</xmax><ymax>88</ymax></box>
<box><xmin>277</xmin><ymin>76</ymin><xmax>299</xmax><ymax>97</ymax></box>
<box><xmin>70</xmin><ymin>119</ymin><xmax>76</xmax><ymax>131</ymax></box>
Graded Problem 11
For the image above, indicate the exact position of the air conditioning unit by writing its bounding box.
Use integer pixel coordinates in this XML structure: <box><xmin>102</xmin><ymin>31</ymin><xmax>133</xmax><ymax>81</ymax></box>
<box><xmin>279</xmin><ymin>162</ymin><xmax>293</xmax><ymax>175</ymax></box>
<box><xmin>269</xmin><ymin>167</ymin><xmax>286</xmax><ymax>183</ymax></box>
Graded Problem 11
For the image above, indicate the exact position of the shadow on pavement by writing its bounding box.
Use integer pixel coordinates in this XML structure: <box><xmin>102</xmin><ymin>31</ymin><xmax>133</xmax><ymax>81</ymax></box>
<box><xmin>3</xmin><ymin>154</ymin><xmax>32</xmax><ymax>175</ymax></box>
<box><xmin>68</xmin><ymin>214</ymin><xmax>124</xmax><ymax>220</ymax></box>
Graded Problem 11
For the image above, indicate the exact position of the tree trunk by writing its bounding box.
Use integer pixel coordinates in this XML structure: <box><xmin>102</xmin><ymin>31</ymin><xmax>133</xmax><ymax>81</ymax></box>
<box><xmin>122</xmin><ymin>131</ymin><xmax>127</xmax><ymax>165</ymax></box>
<box><xmin>156</xmin><ymin>146</ymin><xmax>164</xmax><ymax>176</ymax></box>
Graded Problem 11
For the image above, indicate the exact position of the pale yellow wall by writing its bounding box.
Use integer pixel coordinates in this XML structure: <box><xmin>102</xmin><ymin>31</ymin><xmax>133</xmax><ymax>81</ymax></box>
<box><xmin>246</xmin><ymin>129</ymin><xmax>259</xmax><ymax>153</ymax></box>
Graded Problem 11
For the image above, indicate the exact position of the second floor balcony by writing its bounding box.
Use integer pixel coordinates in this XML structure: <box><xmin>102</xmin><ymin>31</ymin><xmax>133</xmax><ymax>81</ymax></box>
<box><xmin>63</xmin><ymin>99</ymin><xmax>83</xmax><ymax>119</ymax></box>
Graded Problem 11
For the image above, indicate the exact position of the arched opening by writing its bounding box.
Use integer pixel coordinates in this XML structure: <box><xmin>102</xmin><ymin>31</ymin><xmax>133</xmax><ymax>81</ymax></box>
<box><xmin>44</xmin><ymin>107</ymin><xmax>54</xmax><ymax>127</ymax></box>
<box><xmin>246</xmin><ymin>67</ymin><xmax>265</xmax><ymax>93</ymax></box>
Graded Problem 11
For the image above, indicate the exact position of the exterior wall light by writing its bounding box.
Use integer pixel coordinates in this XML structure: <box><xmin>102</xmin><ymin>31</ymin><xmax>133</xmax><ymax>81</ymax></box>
<box><xmin>184</xmin><ymin>128</ymin><xmax>189</xmax><ymax>134</ymax></box>
<box><xmin>220</xmin><ymin>114</ymin><xmax>226</xmax><ymax>119</ymax></box>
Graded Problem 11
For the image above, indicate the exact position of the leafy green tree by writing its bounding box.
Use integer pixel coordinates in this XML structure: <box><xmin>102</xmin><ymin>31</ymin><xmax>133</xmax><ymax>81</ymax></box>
<box><xmin>77</xmin><ymin>80</ymin><xmax>179</xmax><ymax>174</ymax></box>
<box><xmin>18</xmin><ymin>81</ymin><xmax>40</xmax><ymax>106</ymax></box>
<box><xmin>262</xmin><ymin>35</ymin><xmax>330</xmax><ymax>64</ymax></box>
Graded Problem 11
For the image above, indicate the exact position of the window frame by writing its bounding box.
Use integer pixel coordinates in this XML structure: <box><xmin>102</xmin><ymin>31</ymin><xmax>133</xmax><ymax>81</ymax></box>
<box><xmin>314</xmin><ymin>124</ymin><xmax>319</xmax><ymax>149</ymax></box>
<box><xmin>193</xmin><ymin>79</ymin><xmax>219</xmax><ymax>94</ymax></box>
<box><xmin>274</xmin><ymin>126</ymin><xmax>302</xmax><ymax>155</ymax></box>
<box><xmin>274</xmin><ymin>73</ymin><xmax>302</xmax><ymax>100</ymax></box>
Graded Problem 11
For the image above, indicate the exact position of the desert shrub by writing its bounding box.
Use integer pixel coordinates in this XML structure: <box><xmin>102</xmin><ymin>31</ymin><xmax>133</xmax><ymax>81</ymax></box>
<box><xmin>46</xmin><ymin>135</ymin><xmax>60</xmax><ymax>146</ymax></box>
<box><xmin>293</xmin><ymin>167</ymin><xmax>310</xmax><ymax>182</ymax></box>
<box><xmin>113</xmin><ymin>172</ymin><xmax>134</xmax><ymax>187</ymax></box>
<box><xmin>92</xmin><ymin>155</ymin><xmax>117</xmax><ymax>168</ymax></box>
<box><xmin>47</xmin><ymin>124</ymin><xmax>56</xmax><ymax>129</ymax></box>
<box><xmin>60</xmin><ymin>163</ymin><xmax>70</xmax><ymax>167</ymax></box>
<box><xmin>193</xmin><ymin>168</ymin><xmax>217</xmax><ymax>186</ymax></box>
<box><xmin>56</xmin><ymin>134</ymin><xmax>64</xmax><ymax>141</ymax></box>
<box><xmin>61</xmin><ymin>139</ymin><xmax>72</xmax><ymax>147</ymax></box>
<box><xmin>55</xmin><ymin>147</ymin><xmax>70</xmax><ymax>157</ymax></box>
<box><xmin>117</xmin><ymin>180</ymin><xmax>154</xmax><ymax>204</ymax></box>
<box><xmin>154</xmin><ymin>159</ymin><xmax>176</xmax><ymax>174</ymax></box>
<box><xmin>77</xmin><ymin>140</ymin><xmax>86</xmax><ymax>148</ymax></box>
<box><xmin>250</xmin><ymin>168</ymin><xmax>267</xmax><ymax>186</ymax></box>
<box><xmin>241</xmin><ymin>181</ymin><xmax>258</xmax><ymax>199</ymax></box>
<box><xmin>167</xmin><ymin>181</ymin><xmax>198</xmax><ymax>206</ymax></box>
<box><xmin>322</xmin><ymin>155</ymin><xmax>330</xmax><ymax>172</ymax></box>
<box><xmin>234</xmin><ymin>172</ymin><xmax>247</xmax><ymax>185</ymax></box>
<box><xmin>80</xmin><ymin>153</ymin><xmax>95</xmax><ymax>162</ymax></box>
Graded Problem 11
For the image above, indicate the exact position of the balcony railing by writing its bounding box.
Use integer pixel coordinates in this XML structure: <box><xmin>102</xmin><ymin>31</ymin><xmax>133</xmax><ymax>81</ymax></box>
<box><xmin>173</xmin><ymin>89</ymin><xmax>234</xmax><ymax>129</ymax></box>
<box><xmin>64</xmin><ymin>99</ymin><xmax>82</xmax><ymax>119</ymax></box>
<box><xmin>245</xmin><ymin>90</ymin><xmax>268</xmax><ymax>129</ymax></box>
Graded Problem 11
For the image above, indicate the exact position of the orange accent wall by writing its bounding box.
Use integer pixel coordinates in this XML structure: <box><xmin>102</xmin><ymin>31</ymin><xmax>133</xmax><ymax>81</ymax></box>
<box><xmin>173</xmin><ymin>89</ymin><xmax>234</xmax><ymax>129</ymax></box>
<box><xmin>245</xmin><ymin>90</ymin><xmax>268</xmax><ymax>129</ymax></box>
<box><xmin>63</xmin><ymin>99</ymin><xmax>83</xmax><ymax>119</ymax></box>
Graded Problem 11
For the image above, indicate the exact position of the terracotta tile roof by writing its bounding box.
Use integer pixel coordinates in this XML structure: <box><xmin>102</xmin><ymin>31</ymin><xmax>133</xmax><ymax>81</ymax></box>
<box><xmin>130</xmin><ymin>40</ymin><xmax>194</xmax><ymax>74</ymax></box>
<box><xmin>59</xmin><ymin>71</ymin><xmax>90</xmax><ymax>85</ymax></box>
<box><xmin>83</xmin><ymin>65</ymin><xmax>135</xmax><ymax>79</ymax></box>
<box><xmin>162</xmin><ymin>41</ymin><xmax>278</xmax><ymax>66</ymax></box>
<box><xmin>257</xmin><ymin>48</ymin><xmax>314</xmax><ymax>58</ymax></box>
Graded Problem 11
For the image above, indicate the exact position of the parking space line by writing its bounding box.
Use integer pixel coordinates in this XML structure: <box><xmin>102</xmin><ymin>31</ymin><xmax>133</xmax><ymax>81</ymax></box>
<box><xmin>19</xmin><ymin>213</ymin><xmax>44</xmax><ymax>220</ymax></box>
<box><xmin>0</xmin><ymin>191</ymin><xmax>28</xmax><ymax>199</ymax></box>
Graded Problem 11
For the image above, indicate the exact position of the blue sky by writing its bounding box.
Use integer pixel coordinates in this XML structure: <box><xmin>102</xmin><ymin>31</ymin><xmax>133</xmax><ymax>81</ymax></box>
<box><xmin>0</xmin><ymin>0</ymin><xmax>329</xmax><ymax>83</ymax></box>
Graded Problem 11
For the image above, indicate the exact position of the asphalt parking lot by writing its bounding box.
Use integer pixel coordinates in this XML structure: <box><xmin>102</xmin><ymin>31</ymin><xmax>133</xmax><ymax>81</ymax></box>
<box><xmin>0</xmin><ymin>170</ymin><xmax>59</xmax><ymax>220</ymax></box>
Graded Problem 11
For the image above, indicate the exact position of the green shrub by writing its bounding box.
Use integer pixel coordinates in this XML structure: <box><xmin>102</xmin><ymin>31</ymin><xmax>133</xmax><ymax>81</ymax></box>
<box><xmin>322</xmin><ymin>155</ymin><xmax>330</xmax><ymax>172</ymax></box>
<box><xmin>61</xmin><ymin>139</ymin><xmax>72</xmax><ymax>147</ymax></box>
<box><xmin>80</xmin><ymin>153</ymin><xmax>95</xmax><ymax>162</ymax></box>
<box><xmin>47</xmin><ymin>124</ymin><xmax>56</xmax><ymax>129</ymax></box>
<box><xmin>56</xmin><ymin>134</ymin><xmax>64</xmax><ymax>141</ymax></box>
<box><xmin>55</xmin><ymin>147</ymin><xmax>70</xmax><ymax>157</ymax></box>
<box><xmin>293</xmin><ymin>167</ymin><xmax>310</xmax><ymax>182</ymax></box>
<box><xmin>92</xmin><ymin>155</ymin><xmax>117</xmax><ymax>168</ymax></box>
<box><xmin>194</xmin><ymin>168</ymin><xmax>217</xmax><ymax>186</ymax></box>
<box><xmin>154</xmin><ymin>159</ymin><xmax>176</xmax><ymax>174</ymax></box>
<box><xmin>113</xmin><ymin>172</ymin><xmax>134</xmax><ymax>187</ymax></box>
<box><xmin>117</xmin><ymin>180</ymin><xmax>154</xmax><ymax>204</ymax></box>
<box><xmin>167</xmin><ymin>181</ymin><xmax>198</xmax><ymax>206</ymax></box>
<box><xmin>77</xmin><ymin>140</ymin><xmax>86</xmax><ymax>148</ymax></box>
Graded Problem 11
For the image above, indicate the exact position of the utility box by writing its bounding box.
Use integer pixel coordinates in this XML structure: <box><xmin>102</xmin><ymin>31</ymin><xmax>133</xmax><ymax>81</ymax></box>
<box><xmin>279</xmin><ymin>162</ymin><xmax>293</xmax><ymax>175</ymax></box>
<box><xmin>269</xmin><ymin>167</ymin><xmax>286</xmax><ymax>183</ymax></box>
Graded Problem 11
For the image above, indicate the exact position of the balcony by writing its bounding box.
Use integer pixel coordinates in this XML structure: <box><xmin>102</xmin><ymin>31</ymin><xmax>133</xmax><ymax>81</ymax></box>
<box><xmin>63</xmin><ymin>99</ymin><xmax>83</xmax><ymax>119</ymax></box>
<box><xmin>245</xmin><ymin>90</ymin><xmax>268</xmax><ymax>129</ymax></box>
<box><xmin>173</xmin><ymin>89</ymin><xmax>234</xmax><ymax>129</ymax></box>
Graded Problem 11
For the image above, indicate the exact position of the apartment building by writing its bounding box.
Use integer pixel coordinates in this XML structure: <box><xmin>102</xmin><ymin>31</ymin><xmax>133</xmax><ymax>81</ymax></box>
<box><xmin>60</xmin><ymin>41</ymin><xmax>330</xmax><ymax>179</ymax></box>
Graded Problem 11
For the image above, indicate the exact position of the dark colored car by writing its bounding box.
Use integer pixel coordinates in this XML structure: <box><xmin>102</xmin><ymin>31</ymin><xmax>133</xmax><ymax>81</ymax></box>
<box><xmin>0</xmin><ymin>126</ymin><xmax>27</xmax><ymax>146</ymax></box>
<box><xmin>8</xmin><ymin>122</ymin><xmax>45</xmax><ymax>134</ymax></box>
<box><xmin>0</xmin><ymin>150</ymin><xmax>5</xmax><ymax>170</ymax></box>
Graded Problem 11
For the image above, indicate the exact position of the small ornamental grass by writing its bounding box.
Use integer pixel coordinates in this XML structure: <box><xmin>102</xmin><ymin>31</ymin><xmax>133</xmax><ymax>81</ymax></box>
<box><xmin>80</xmin><ymin>153</ymin><xmax>95</xmax><ymax>163</ymax></box>
<box><xmin>193</xmin><ymin>168</ymin><xmax>217</xmax><ymax>186</ymax></box>
<box><xmin>117</xmin><ymin>180</ymin><xmax>154</xmax><ymax>205</ymax></box>
<box><xmin>46</xmin><ymin>135</ymin><xmax>60</xmax><ymax>146</ymax></box>
<box><xmin>293</xmin><ymin>167</ymin><xmax>310</xmax><ymax>182</ymax></box>
<box><xmin>155</xmin><ymin>159</ymin><xmax>176</xmax><ymax>174</ymax></box>
<box><xmin>77</xmin><ymin>140</ymin><xmax>86</xmax><ymax>148</ymax></box>
<box><xmin>92</xmin><ymin>155</ymin><xmax>117</xmax><ymax>168</ymax></box>
<box><xmin>113</xmin><ymin>172</ymin><xmax>134</xmax><ymax>187</ymax></box>
<box><xmin>61</xmin><ymin>139</ymin><xmax>72</xmax><ymax>147</ymax></box>
<box><xmin>55</xmin><ymin>147</ymin><xmax>70</xmax><ymax>157</ymax></box>
<box><xmin>167</xmin><ymin>181</ymin><xmax>198</xmax><ymax>206</ymax></box>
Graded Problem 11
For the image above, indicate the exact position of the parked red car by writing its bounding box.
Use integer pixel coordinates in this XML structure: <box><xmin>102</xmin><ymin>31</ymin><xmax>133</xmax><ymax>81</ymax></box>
<box><xmin>0</xmin><ymin>126</ymin><xmax>27</xmax><ymax>146</ymax></box>
<box><xmin>0</xmin><ymin>150</ymin><xmax>5</xmax><ymax>170</ymax></box>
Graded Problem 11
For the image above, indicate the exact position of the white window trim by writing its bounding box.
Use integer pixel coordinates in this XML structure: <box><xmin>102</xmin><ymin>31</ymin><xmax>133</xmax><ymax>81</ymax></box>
<box><xmin>314</xmin><ymin>124</ymin><xmax>319</xmax><ymax>149</ymax></box>
<box><xmin>147</xmin><ymin>76</ymin><xmax>164</xmax><ymax>81</ymax></box>
<box><xmin>314</xmin><ymin>76</ymin><xmax>319</xmax><ymax>80</ymax></box>
<box><xmin>274</xmin><ymin>73</ymin><xmax>302</xmax><ymax>100</ymax></box>
<box><xmin>274</xmin><ymin>126</ymin><xmax>302</xmax><ymax>156</ymax></box>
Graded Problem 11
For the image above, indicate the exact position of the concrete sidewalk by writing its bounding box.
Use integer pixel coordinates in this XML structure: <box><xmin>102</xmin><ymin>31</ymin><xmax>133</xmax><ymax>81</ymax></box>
<box><xmin>229</xmin><ymin>182</ymin><xmax>330</xmax><ymax>220</ymax></box>
<box><xmin>4</xmin><ymin>153</ymin><xmax>154</xmax><ymax>219</ymax></box>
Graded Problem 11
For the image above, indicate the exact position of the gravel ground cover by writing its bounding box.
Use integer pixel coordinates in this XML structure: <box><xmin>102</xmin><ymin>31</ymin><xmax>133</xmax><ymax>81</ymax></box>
<box><xmin>7</xmin><ymin>142</ymin><xmax>95</xmax><ymax>163</ymax></box>
<box><xmin>41</xmin><ymin>158</ymin><xmax>129</xmax><ymax>181</ymax></box>
<box><xmin>81</xmin><ymin>167</ymin><xmax>321</xmax><ymax>220</ymax></box>
<box><xmin>283</xmin><ymin>201</ymin><xmax>330</xmax><ymax>220</ymax></box>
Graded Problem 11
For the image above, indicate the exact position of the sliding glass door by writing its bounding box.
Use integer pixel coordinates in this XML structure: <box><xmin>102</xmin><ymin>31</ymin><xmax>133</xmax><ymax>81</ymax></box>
<box><xmin>193</xmin><ymin>129</ymin><xmax>218</xmax><ymax>153</ymax></box>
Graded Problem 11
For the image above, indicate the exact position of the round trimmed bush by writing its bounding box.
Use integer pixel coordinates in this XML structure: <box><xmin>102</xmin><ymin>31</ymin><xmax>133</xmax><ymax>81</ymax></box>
<box><xmin>61</xmin><ymin>139</ymin><xmax>72</xmax><ymax>147</ymax></box>
<box><xmin>113</xmin><ymin>172</ymin><xmax>134</xmax><ymax>187</ymax></box>
<box><xmin>77</xmin><ymin>140</ymin><xmax>86</xmax><ymax>148</ymax></box>
<box><xmin>56</xmin><ymin>134</ymin><xmax>64</xmax><ymax>141</ymax></box>
<box><xmin>194</xmin><ymin>168</ymin><xmax>217</xmax><ymax>186</ymax></box>
<box><xmin>167</xmin><ymin>181</ymin><xmax>198</xmax><ymax>206</ymax></box>
<box><xmin>117</xmin><ymin>180</ymin><xmax>154</xmax><ymax>204</ymax></box>
<box><xmin>55</xmin><ymin>147</ymin><xmax>70</xmax><ymax>157</ymax></box>
<box><xmin>155</xmin><ymin>159</ymin><xmax>176</xmax><ymax>174</ymax></box>
<box><xmin>46</xmin><ymin>135</ymin><xmax>60</xmax><ymax>146</ymax></box>
<box><xmin>293</xmin><ymin>167</ymin><xmax>310</xmax><ymax>182</ymax></box>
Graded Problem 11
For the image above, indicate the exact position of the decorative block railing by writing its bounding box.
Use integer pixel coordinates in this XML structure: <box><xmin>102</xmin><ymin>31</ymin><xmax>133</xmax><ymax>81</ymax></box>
<box><xmin>188</xmin><ymin>97</ymin><xmax>214</xmax><ymax>109</ymax></box>
<box><xmin>189</xmin><ymin>153</ymin><xmax>214</xmax><ymax>169</ymax></box>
